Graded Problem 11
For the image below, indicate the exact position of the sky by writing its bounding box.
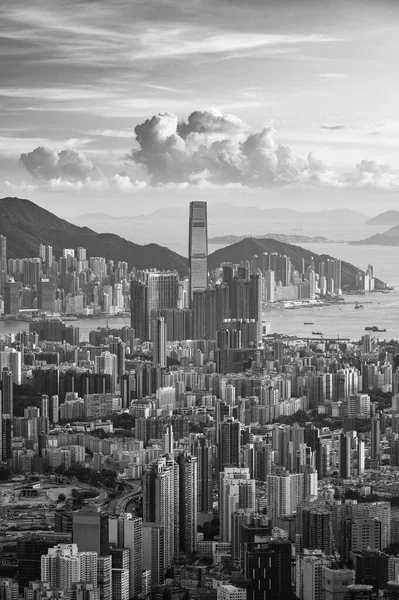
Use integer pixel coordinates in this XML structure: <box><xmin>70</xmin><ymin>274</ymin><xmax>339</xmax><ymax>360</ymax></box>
<box><xmin>1</xmin><ymin>0</ymin><xmax>399</xmax><ymax>218</ymax></box>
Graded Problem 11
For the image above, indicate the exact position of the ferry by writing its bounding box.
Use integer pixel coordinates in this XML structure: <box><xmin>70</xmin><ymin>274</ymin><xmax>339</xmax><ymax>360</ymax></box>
<box><xmin>365</xmin><ymin>326</ymin><xmax>387</xmax><ymax>333</ymax></box>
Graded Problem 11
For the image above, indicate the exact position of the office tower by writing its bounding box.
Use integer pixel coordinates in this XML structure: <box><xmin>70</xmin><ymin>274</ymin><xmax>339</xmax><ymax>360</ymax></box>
<box><xmin>249</xmin><ymin>273</ymin><xmax>263</xmax><ymax>344</ymax></box>
<box><xmin>219</xmin><ymin>467</ymin><xmax>255</xmax><ymax>543</ymax></box>
<box><xmin>0</xmin><ymin>579</ymin><xmax>18</xmax><ymax>599</ymax></box>
<box><xmin>191</xmin><ymin>435</ymin><xmax>213</xmax><ymax>513</ymax></box>
<box><xmin>298</xmin><ymin>505</ymin><xmax>334</xmax><ymax>555</ymax></box>
<box><xmin>350</xmin><ymin>551</ymin><xmax>389</xmax><ymax>593</ymax></box>
<box><xmin>192</xmin><ymin>289</ymin><xmax>206</xmax><ymax>339</ymax></box>
<box><xmin>130</xmin><ymin>280</ymin><xmax>148</xmax><ymax>341</ymax></box>
<box><xmin>72</xmin><ymin>506</ymin><xmax>109</xmax><ymax>556</ymax></box>
<box><xmin>110</xmin><ymin>547</ymin><xmax>129</xmax><ymax>570</ymax></box>
<box><xmin>3</xmin><ymin>281</ymin><xmax>20</xmax><ymax>315</ymax></box>
<box><xmin>297</xmin><ymin>551</ymin><xmax>330</xmax><ymax>600</ymax></box>
<box><xmin>339</xmin><ymin>432</ymin><xmax>352</xmax><ymax>479</ymax></box>
<box><xmin>0</xmin><ymin>235</ymin><xmax>6</xmax><ymax>272</ymax></box>
<box><xmin>344</xmin><ymin>501</ymin><xmax>391</xmax><ymax>550</ymax></box>
<box><xmin>40</xmin><ymin>394</ymin><xmax>49</xmax><ymax>419</ymax></box>
<box><xmin>152</xmin><ymin>317</ymin><xmax>167</xmax><ymax>368</ymax></box>
<box><xmin>112</xmin><ymin>568</ymin><xmax>129</xmax><ymax>600</ymax></box>
<box><xmin>2</xmin><ymin>368</ymin><xmax>13</xmax><ymax>418</ymax></box>
<box><xmin>117</xmin><ymin>515</ymin><xmax>142</xmax><ymax>598</ymax></box>
<box><xmin>322</xmin><ymin>565</ymin><xmax>355</xmax><ymax>600</ymax></box>
<box><xmin>371</xmin><ymin>414</ymin><xmax>381</xmax><ymax>460</ymax></box>
<box><xmin>98</xmin><ymin>555</ymin><xmax>112</xmax><ymax>600</ymax></box>
<box><xmin>244</xmin><ymin>539</ymin><xmax>293</xmax><ymax>600</ymax></box>
<box><xmin>142</xmin><ymin>455</ymin><xmax>179</xmax><ymax>570</ymax></box>
<box><xmin>263</xmin><ymin>270</ymin><xmax>275</xmax><ymax>302</ymax></box>
<box><xmin>0</xmin><ymin>350</ymin><xmax>21</xmax><ymax>385</ymax></box>
<box><xmin>217</xmin><ymin>585</ymin><xmax>247</xmax><ymax>600</ymax></box>
<box><xmin>142</xmin><ymin>522</ymin><xmax>164</xmax><ymax>587</ymax></box>
<box><xmin>37</xmin><ymin>279</ymin><xmax>55</xmax><ymax>311</ymax></box>
<box><xmin>1</xmin><ymin>416</ymin><xmax>12</xmax><ymax>462</ymax></box>
<box><xmin>266</xmin><ymin>471</ymin><xmax>304</xmax><ymax>526</ymax></box>
<box><xmin>51</xmin><ymin>394</ymin><xmax>59</xmax><ymax>424</ymax></box>
<box><xmin>188</xmin><ymin>201</ymin><xmax>208</xmax><ymax>303</ymax></box>
<box><xmin>218</xmin><ymin>417</ymin><xmax>241</xmax><ymax>472</ymax></box>
<box><xmin>351</xmin><ymin>518</ymin><xmax>382</xmax><ymax>552</ymax></box>
<box><xmin>162</xmin><ymin>423</ymin><xmax>174</xmax><ymax>455</ymax></box>
<box><xmin>358</xmin><ymin>440</ymin><xmax>365</xmax><ymax>475</ymax></box>
<box><xmin>177</xmin><ymin>452</ymin><xmax>198</xmax><ymax>553</ymax></box>
<box><xmin>17</xmin><ymin>532</ymin><xmax>72</xmax><ymax>590</ymax></box>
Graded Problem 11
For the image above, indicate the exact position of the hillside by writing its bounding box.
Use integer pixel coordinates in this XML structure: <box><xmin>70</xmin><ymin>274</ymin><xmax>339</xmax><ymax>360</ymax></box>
<box><xmin>208</xmin><ymin>237</ymin><xmax>384</xmax><ymax>289</ymax></box>
<box><xmin>366</xmin><ymin>210</ymin><xmax>399</xmax><ymax>226</ymax></box>
<box><xmin>351</xmin><ymin>223</ymin><xmax>399</xmax><ymax>246</ymax></box>
<box><xmin>209</xmin><ymin>234</ymin><xmax>329</xmax><ymax>245</ymax></box>
<box><xmin>0</xmin><ymin>197</ymin><xmax>187</xmax><ymax>275</ymax></box>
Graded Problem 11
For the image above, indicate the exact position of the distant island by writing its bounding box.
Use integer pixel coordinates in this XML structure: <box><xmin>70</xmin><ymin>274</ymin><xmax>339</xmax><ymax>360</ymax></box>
<box><xmin>366</xmin><ymin>210</ymin><xmax>399</xmax><ymax>226</ymax></box>
<box><xmin>209</xmin><ymin>234</ymin><xmax>335</xmax><ymax>245</ymax></box>
<box><xmin>351</xmin><ymin>223</ymin><xmax>399</xmax><ymax>246</ymax></box>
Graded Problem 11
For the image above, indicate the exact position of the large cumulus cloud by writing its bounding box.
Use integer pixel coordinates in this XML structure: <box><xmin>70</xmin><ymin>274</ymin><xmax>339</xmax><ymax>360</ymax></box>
<box><xmin>127</xmin><ymin>109</ymin><xmax>333</xmax><ymax>187</ymax></box>
<box><xmin>16</xmin><ymin>110</ymin><xmax>399</xmax><ymax>193</ymax></box>
<box><xmin>19</xmin><ymin>146</ymin><xmax>103</xmax><ymax>182</ymax></box>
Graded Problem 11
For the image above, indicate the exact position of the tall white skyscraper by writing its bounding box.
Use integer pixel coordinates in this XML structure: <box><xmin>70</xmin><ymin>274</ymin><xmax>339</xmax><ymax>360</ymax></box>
<box><xmin>188</xmin><ymin>201</ymin><xmax>208</xmax><ymax>304</ymax></box>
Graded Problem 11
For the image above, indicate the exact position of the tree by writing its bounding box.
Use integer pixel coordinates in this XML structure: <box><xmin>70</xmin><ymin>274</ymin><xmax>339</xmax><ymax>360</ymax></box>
<box><xmin>58</xmin><ymin>493</ymin><xmax>66</xmax><ymax>502</ymax></box>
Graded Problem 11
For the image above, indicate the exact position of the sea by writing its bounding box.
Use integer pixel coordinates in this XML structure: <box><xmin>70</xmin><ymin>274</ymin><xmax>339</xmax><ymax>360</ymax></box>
<box><xmin>0</xmin><ymin>243</ymin><xmax>398</xmax><ymax>342</ymax></box>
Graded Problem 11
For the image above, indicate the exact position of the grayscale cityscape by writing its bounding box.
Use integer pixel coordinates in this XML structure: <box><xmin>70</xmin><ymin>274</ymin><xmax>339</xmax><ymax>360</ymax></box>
<box><xmin>1</xmin><ymin>2</ymin><xmax>399</xmax><ymax>600</ymax></box>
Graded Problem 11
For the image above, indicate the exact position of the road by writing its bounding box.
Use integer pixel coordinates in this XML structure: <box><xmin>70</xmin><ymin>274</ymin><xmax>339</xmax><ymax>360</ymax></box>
<box><xmin>108</xmin><ymin>482</ymin><xmax>142</xmax><ymax>516</ymax></box>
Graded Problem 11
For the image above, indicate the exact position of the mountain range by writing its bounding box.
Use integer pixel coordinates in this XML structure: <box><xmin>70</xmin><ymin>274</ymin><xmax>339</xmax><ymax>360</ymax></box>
<box><xmin>0</xmin><ymin>197</ymin><xmax>383</xmax><ymax>289</ymax></box>
<box><xmin>0</xmin><ymin>197</ymin><xmax>187</xmax><ymax>275</ymax></box>
<box><xmin>72</xmin><ymin>205</ymin><xmax>371</xmax><ymax>254</ymax></box>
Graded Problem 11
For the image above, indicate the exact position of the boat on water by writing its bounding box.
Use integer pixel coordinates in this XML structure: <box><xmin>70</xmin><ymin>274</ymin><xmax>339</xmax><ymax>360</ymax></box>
<box><xmin>312</xmin><ymin>331</ymin><xmax>323</xmax><ymax>336</ymax></box>
<box><xmin>304</xmin><ymin>322</ymin><xmax>314</xmax><ymax>325</ymax></box>
<box><xmin>354</xmin><ymin>302</ymin><xmax>364</xmax><ymax>309</ymax></box>
<box><xmin>365</xmin><ymin>326</ymin><xmax>387</xmax><ymax>332</ymax></box>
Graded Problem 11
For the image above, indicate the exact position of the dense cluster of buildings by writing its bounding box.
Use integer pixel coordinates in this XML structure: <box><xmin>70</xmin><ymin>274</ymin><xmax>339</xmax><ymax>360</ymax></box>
<box><xmin>0</xmin><ymin>202</ymin><xmax>398</xmax><ymax>600</ymax></box>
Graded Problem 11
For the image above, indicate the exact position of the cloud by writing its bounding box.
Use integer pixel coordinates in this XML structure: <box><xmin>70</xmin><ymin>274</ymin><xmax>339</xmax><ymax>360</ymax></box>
<box><xmin>320</xmin><ymin>125</ymin><xmax>346</xmax><ymax>130</ymax></box>
<box><xmin>127</xmin><ymin>109</ymin><xmax>334</xmax><ymax>187</ymax></box>
<box><xmin>16</xmin><ymin>111</ymin><xmax>399</xmax><ymax>194</ymax></box>
<box><xmin>19</xmin><ymin>146</ymin><xmax>103</xmax><ymax>182</ymax></box>
<box><xmin>319</xmin><ymin>73</ymin><xmax>347</xmax><ymax>79</ymax></box>
<box><xmin>127</xmin><ymin>109</ymin><xmax>399</xmax><ymax>191</ymax></box>
<box><xmin>4</xmin><ymin>180</ymin><xmax>37</xmax><ymax>193</ymax></box>
<box><xmin>111</xmin><ymin>174</ymin><xmax>147</xmax><ymax>192</ymax></box>
<box><xmin>346</xmin><ymin>160</ymin><xmax>399</xmax><ymax>190</ymax></box>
